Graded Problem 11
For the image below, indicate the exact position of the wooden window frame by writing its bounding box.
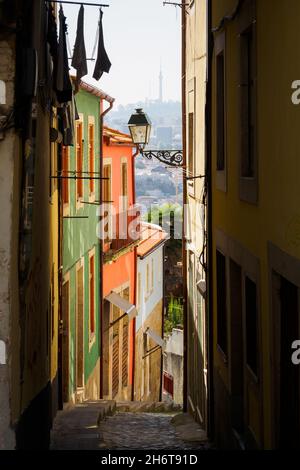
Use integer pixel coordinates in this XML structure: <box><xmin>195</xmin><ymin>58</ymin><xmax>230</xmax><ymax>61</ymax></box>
<box><xmin>146</xmin><ymin>262</ymin><xmax>150</xmax><ymax>298</ymax></box>
<box><xmin>89</xmin><ymin>249</ymin><xmax>96</xmax><ymax>347</ymax></box>
<box><xmin>216</xmin><ymin>249</ymin><xmax>228</xmax><ymax>358</ymax></box>
<box><xmin>215</xmin><ymin>31</ymin><xmax>227</xmax><ymax>192</ymax></box>
<box><xmin>151</xmin><ymin>258</ymin><xmax>154</xmax><ymax>294</ymax></box>
<box><xmin>244</xmin><ymin>275</ymin><xmax>259</xmax><ymax>378</ymax></box>
<box><xmin>76</xmin><ymin>258</ymin><xmax>85</xmax><ymax>389</ymax></box>
<box><xmin>216</xmin><ymin>228</ymin><xmax>262</xmax><ymax>445</ymax></box>
<box><xmin>109</xmin><ymin>282</ymin><xmax>131</xmax><ymax>399</ymax></box>
<box><xmin>137</xmin><ymin>272</ymin><xmax>141</xmax><ymax>310</ymax></box>
<box><xmin>187</xmin><ymin>78</ymin><xmax>196</xmax><ymax>197</ymax></box>
<box><xmin>62</xmin><ymin>273</ymin><xmax>70</xmax><ymax>403</ymax></box>
<box><xmin>103</xmin><ymin>159</ymin><xmax>112</xmax><ymax>241</ymax></box>
<box><xmin>268</xmin><ymin>242</ymin><xmax>300</xmax><ymax>448</ymax></box>
<box><xmin>121</xmin><ymin>158</ymin><xmax>128</xmax><ymax>213</ymax></box>
<box><xmin>76</xmin><ymin>114</ymin><xmax>84</xmax><ymax>210</ymax></box>
<box><xmin>62</xmin><ymin>145</ymin><xmax>70</xmax><ymax>216</ymax></box>
<box><xmin>88</xmin><ymin>116</ymin><xmax>96</xmax><ymax>202</ymax></box>
<box><xmin>238</xmin><ymin>0</ymin><xmax>258</xmax><ymax>204</ymax></box>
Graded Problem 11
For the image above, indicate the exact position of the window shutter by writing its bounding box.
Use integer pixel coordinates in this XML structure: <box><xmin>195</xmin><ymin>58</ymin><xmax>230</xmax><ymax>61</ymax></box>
<box><xmin>122</xmin><ymin>316</ymin><xmax>129</xmax><ymax>387</ymax></box>
<box><xmin>89</xmin><ymin>123</ymin><xmax>95</xmax><ymax>194</ymax></box>
<box><xmin>188</xmin><ymin>113</ymin><xmax>194</xmax><ymax>176</ymax></box>
<box><xmin>112</xmin><ymin>304</ymin><xmax>120</xmax><ymax>398</ymax></box>
<box><xmin>76</xmin><ymin>121</ymin><xmax>83</xmax><ymax>198</ymax></box>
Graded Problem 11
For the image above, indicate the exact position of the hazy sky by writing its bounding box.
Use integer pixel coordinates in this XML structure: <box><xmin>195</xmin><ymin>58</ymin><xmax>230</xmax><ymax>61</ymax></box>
<box><xmin>63</xmin><ymin>0</ymin><xmax>182</xmax><ymax>106</ymax></box>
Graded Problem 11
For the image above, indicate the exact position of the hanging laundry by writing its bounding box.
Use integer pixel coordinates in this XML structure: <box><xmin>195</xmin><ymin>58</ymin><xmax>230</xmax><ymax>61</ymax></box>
<box><xmin>93</xmin><ymin>9</ymin><xmax>112</xmax><ymax>81</ymax></box>
<box><xmin>56</xmin><ymin>5</ymin><xmax>73</xmax><ymax>104</ymax></box>
<box><xmin>47</xmin><ymin>5</ymin><xmax>58</xmax><ymax>63</ymax></box>
<box><xmin>46</xmin><ymin>4</ymin><xmax>59</xmax><ymax>105</ymax></box>
<box><xmin>60</xmin><ymin>92</ymin><xmax>80</xmax><ymax>147</ymax></box>
<box><xmin>72</xmin><ymin>5</ymin><xmax>88</xmax><ymax>88</ymax></box>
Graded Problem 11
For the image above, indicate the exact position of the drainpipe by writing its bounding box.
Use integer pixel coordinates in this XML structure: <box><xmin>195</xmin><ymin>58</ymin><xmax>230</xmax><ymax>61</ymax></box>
<box><xmin>99</xmin><ymin>98</ymin><xmax>114</xmax><ymax>399</ymax></box>
<box><xmin>160</xmin><ymin>242</ymin><xmax>166</xmax><ymax>402</ymax></box>
<box><xmin>181</xmin><ymin>0</ymin><xmax>188</xmax><ymax>413</ymax></box>
<box><xmin>205</xmin><ymin>0</ymin><xmax>214</xmax><ymax>440</ymax></box>
<box><xmin>131</xmin><ymin>146</ymin><xmax>139</xmax><ymax>402</ymax></box>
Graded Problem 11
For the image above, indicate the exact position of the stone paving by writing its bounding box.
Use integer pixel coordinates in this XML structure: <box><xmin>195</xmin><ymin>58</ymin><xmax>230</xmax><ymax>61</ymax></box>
<box><xmin>51</xmin><ymin>400</ymin><xmax>211</xmax><ymax>450</ymax></box>
<box><xmin>98</xmin><ymin>412</ymin><xmax>209</xmax><ymax>450</ymax></box>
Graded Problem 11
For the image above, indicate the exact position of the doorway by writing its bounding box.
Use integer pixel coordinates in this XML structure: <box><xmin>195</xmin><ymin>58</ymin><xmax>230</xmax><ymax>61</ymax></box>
<box><xmin>61</xmin><ymin>279</ymin><xmax>70</xmax><ymax>404</ymax></box>
<box><xmin>76</xmin><ymin>266</ymin><xmax>84</xmax><ymax>390</ymax></box>
<box><xmin>229</xmin><ymin>259</ymin><xmax>244</xmax><ymax>433</ymax></box>
<box><xmin>272</xmin><ymin>272</ymin><xmax>300</xmax><ymax>448</ymax></box>
<box><xmin>273</xmin><ymin>273</ymin><xmax>300</xmax><ymax>449</ymax></box>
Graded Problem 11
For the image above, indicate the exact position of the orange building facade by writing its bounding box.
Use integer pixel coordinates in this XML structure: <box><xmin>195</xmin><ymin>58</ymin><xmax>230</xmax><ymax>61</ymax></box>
<box><xmin>101</xmin><ymin>127</ymin><xmax>139</xmax><ymax>401</ymax></box>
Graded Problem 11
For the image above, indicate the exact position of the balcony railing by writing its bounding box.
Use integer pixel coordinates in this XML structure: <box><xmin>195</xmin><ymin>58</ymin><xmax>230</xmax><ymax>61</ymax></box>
<box><xmin>101</xmin><ymin>204</ymin><xmax>141</xmax><ymax>257</ymax></box>
<box><xmin>110</xmin><ymin>211</ymin><xmax>141</xmax><ymax>252</ymax></box>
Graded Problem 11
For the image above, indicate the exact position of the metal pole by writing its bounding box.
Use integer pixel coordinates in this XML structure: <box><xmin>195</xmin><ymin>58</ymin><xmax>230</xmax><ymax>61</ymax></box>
<box><xmin>46</xmin><ymin>1</ymin><xmax>109</xmax><ymax>7</ymax></box>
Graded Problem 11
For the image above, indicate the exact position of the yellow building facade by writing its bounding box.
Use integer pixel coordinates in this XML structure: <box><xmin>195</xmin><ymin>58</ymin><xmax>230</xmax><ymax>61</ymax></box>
<box><xmin>211</xmin><ymin>0</ymin><xmax>300</xmax><ymax>449</ymax></box>
<box><xmin>0</xmin><ymin>1</ymin><xmax>60</xmax><ymax>448</ymax></box>
<box><xmin>185</xmin><ymin>0</ymin><xmax>300</xmax><ymax>449</ymax></box>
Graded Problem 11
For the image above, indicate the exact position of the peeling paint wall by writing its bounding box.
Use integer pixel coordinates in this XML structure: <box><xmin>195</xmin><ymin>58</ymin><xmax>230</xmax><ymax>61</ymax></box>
<box><xmin>0</xmin><ymin>37</ymin><xmax>18</xmax><ymax>449</ymax></box>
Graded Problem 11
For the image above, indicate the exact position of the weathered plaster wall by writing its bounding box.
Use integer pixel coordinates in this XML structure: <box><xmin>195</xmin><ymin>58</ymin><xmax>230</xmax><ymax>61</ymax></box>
<box><xmin>135</xmin><ymin>300</ymin><xmax>163</xmax><ymax>402</ymax></box>
<box><xmin>163</xmin><ymin>328</ymin><xmax>184</xmax><ymax>405</ymax></box>
<box><xmin>136</xmin><ymin>246</ymin><xmax>164</xmax><ymax>331</ymax></box>
<box><xmin>0</xmin><ymin>37</ymin><xmax>18</xmax><ymax>450</ymax></box>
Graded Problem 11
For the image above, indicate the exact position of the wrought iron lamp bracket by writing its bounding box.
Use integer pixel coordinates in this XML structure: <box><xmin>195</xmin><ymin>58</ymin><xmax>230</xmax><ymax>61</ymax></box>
<box><xmin>139</xmin><ymin>147</ymin><xmax>183</xmax><ymax>167</ymax></box>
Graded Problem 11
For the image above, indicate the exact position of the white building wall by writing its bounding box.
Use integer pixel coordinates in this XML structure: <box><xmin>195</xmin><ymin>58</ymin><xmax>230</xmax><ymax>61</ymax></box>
<box><xmin>136</xmin><ymin>245</ymin><xmax>164</xmax><ymax>331</ymax></box>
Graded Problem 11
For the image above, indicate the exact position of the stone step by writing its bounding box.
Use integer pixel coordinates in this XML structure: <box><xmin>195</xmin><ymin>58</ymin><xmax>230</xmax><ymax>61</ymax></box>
<box><xmin>171</xmin><ymin>413</ymin><xmax>209</xmax><ymax>445</ymax></box>
<box><xmin>50</xmin><ymin>399</ymin><xmax>116</xmax><ymax>450</ymax></box>
<box><xmin>116</xmin><ymin>401</ymin><xmax>183</xmax><ymax>413</ymax></box>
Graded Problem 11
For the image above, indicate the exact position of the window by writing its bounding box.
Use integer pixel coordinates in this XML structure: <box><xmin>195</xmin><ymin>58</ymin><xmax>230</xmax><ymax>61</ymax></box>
<box><xmin>216</xmin><ymin>250</ymin><xmax>227</xmax><ymax>356</ymax></box>
<box><xmin>188</xmin><ymin>113</ymin><xmax>194</xmax><ymax>178</ymax></box>
<box><xmin>88</xmin><ymin>119</ymin><xmax>95</xmax><ymax>197</ymax></box>
<box><xmin>121</xmin><ymin>161</ymin><xmax>128</xmax><ymax>211</ymax></box>
<box><xmin>89</xmin><ymin>254</ymin><xmax>95</xmax><ymax>336</ymax></box>
<box><xmin>245</xmin><ymin>276</ymin><xmax>258</xmax><ymax>376</ymax></box>
<box><xmin>216</xmin><ymin>52</ymin><xmax>225</xmax><ymax>172</ymax></box>
<box><xmin>76</xmin><ymin>263</ymin><xmax>84</xmax><ymax>388</ymax></box>
<box><xmin>151</xmin><ymin>258</ymin><xmax>154</xmax><ymax>292</ymax></box>
<box><xmin>241</xmin><ymin>27</ymin><xmax>255</xmax><ymax>178</ymax></box>
<box><xmin>122</xmin><ymin>316</ymin><xmax>129</xmax><ymax>387</ymax></box>
<box><xmin>103</xmin><ymin>163</ymin><xmax>112</xmax><ymax>240</ymax></box>
<box><xmin>137</xmin><ymin>272</ymin><xmax>141</xmax><ymax>309</ymax></box>
<box><xmin>215</xmin><ymin>31</ymin><xmax>226</xmax><ymax>191</ymax></box>
<box><xmin>146</xmin><ymin>263</ymin><xmax>150</xmax><ymax>297</ymax></box>
<box><xmin>238</xmin><ymin>0</ymin><xmax>258</xmax><ymax>204</ymax></box>
<box><xmin>62</xmin><ymin>146</ymin><xmax>69</xmax><ymax>206</ymax></box>
<box><xmin>103</xmin><ymin>163</ymin><xmax>112</xmax><ymax>202</ymax></box>
<box><xmin>62</xmin><ymin>277</ymin><xmax>70</xmax><ymax>402</ymax></box>
<box><xmin>76</xmin><ymin>120</ymin><xmax>84</xmax><ymax>200</ymax></box>
<box><xmin>112</xmin><ymin>303</ymin><xmax>120</xmax><ymax>398</ymax></box>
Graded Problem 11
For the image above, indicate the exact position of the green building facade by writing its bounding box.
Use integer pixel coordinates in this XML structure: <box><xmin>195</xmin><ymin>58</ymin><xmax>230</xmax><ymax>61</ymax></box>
<box><xmin>62</xmin><ymin>85</ymin><xmax>103</xmax><ymax>403</ymax></box>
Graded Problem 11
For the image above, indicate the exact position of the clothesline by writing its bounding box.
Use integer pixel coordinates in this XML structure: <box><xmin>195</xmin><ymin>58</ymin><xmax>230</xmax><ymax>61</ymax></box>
<box><xmin>45</xmin><ymin>0</ymin><xmax>112</xmax><ymax>147</ymax></box>
<box><xmin>46</xmin><ymin>1</ymin><xmax>109</xmax><ymax>7</ymax></box>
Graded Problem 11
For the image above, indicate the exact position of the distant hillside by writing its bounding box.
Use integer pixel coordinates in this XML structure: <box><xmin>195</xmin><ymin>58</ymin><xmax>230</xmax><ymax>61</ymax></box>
<box><xmin>105</xmin><ymin>100</ymin><xmax>182</xmax><ymax>132</ymax></box>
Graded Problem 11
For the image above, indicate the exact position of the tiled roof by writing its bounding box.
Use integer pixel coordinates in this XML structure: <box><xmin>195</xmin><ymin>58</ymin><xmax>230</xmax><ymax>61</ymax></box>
<box><xmin>137</xmin><ymin>223</ymin><xmax>168</xmax><ymax>258</ymax></box>
<box><xmin>103</xmin><ymin>126</ymin><xmax>133</xmax><ymax>145</ymax></box>
<box><xmin>71</xmin><ymin>76</ymin><xmax>115</xmax><ymax>103</ymax></box>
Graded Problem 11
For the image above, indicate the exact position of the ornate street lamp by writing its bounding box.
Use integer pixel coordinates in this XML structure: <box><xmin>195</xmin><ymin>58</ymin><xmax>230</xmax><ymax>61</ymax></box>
<box><xmin>128</xmin><ymin>108</ymin><xmax>183</xmax><ymax>167</ymax></box>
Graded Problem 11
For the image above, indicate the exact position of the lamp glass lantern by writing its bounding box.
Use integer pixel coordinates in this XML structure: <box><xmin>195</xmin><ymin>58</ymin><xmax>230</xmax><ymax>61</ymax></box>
<box><xmin>128</xmin><ymin>108</ymin><xmax>152</xmax><ymax>146</ymax></box>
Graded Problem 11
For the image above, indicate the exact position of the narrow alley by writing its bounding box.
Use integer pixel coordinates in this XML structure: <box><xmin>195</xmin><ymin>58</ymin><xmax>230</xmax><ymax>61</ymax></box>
<box><xmin>51</xmin><ymin>401</ymin><xmax>210</xmax><ymax>451</ymax></box>
<box><xmin>1</xmin><ymin>0</ymin><xmax>300</xmax><ymax>456</ymax></box>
